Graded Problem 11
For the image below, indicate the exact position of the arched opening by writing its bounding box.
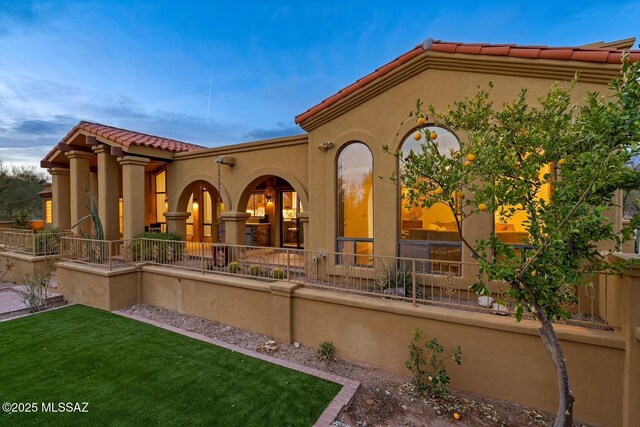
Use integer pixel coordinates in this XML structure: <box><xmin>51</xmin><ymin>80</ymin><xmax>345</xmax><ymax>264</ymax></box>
<box><xmin>238</xmin><ymin>176</ymin><xmax>305</xmax><ymax>248</ymax></box>
<box><xmin>398</xmin><ymin>127</ymin><xmax>462</xmax><ymax>264</ymax></box>
<box><xmin>176</xmin><ymin>180</ymin><xmax>224</xmax><ymax>242</ymax></box>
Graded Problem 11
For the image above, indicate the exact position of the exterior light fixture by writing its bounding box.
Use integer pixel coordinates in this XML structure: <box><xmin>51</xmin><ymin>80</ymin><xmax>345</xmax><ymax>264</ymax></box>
<box><xmin>317</xmin><ymin>141</ymin><xmax>334</xmax><ymax>151</ymax></box>
<box><xmin>193</xmin><ymin>198</ymin><xmax>199</xmax><ymax>209</ymax></box>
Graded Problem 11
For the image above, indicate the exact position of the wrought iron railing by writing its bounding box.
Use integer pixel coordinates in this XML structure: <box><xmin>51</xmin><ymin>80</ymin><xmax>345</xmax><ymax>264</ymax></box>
<box><xmin>3</xmin><ymin>230</ymin><xmax>70</xmax><ymax>256</ymax></box>
<box><xmin>0</xmin><ymin>228</ymin><xmax>33</xmax><ymax>246</ymax></box>
<box><xmin>58</xmin><ymin>237</ymin><xmax>611</xmax><ymax>328</ymax></box>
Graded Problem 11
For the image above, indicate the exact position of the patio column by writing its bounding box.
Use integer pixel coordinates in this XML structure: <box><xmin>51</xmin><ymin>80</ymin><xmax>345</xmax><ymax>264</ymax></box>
<box><xmin>221</xmin><ymin>212</ymin><xmax>250</xmax><ymax>245</ymax></box>
<box><xmin>93</xmin><ymin>145</ymin><xmax>120</xmax><ymax>241</ymax></box>
<box><xmin>165</xmin><ymin>212</ymin><xmax>191</xmax><ymax>239</ymax></box>
<box><xmin>48</xmin><ymin>167</ymin><xmax>71</xmax><ymax>231</ymax></box>
<box><xmin>66</xmin><ymin>151</ymin><xmax>93</xmax><ymax>236</ymax></box>
<box><xmin>298</xmin><ymin>212</ymin><xmax>310</xmax><ymax>249</ymax></box>
<box><xmin>118</xmin><ymin>156</ymin><xmax>149</xmax><ymax>240</ymax></box>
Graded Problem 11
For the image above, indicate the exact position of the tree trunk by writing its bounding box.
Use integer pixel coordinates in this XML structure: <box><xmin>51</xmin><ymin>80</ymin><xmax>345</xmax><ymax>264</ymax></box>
<box><xmin>537</xmin><ymin>311</ymin><xmax>575</xmax><ymax>426</ymax></box>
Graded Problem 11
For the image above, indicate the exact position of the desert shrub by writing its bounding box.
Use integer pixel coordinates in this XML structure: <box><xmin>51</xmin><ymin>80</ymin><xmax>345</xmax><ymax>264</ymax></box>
<box><xmin>12</xmin><ymin>209</ymin><xmax>31</xmax><ymax>229</ymax></box>
<box><xmin>131</xmin><ymin>232</ymin><xmax>184</xmax><ymax>263</ymax></box>
<box><xmin>0</xmin><ymin>259</ymin><xmax>14</xmax><ymax>283</ymax></box>
<box><xmin>34</xmin><ymin>227</ymin><xmax>60</xmax><ymax>255</ymax></box>
<box><xmin>270</xmin><ymin>267</ymin><xmax>285</xmax><ymax>279</ymax></box>
<box><xmin>22</xmin><ymin>272</ymin><xmax>50</xmax><ymax>312</ymax></box>
<box><xmin>406</xmin><ymin>328</ymin><xmax>461</xmax><ymax>398</ymax></box>
<box><xmin>248</xmin><ymin>265</ymin><xmax>262</xmax><ymax>276</ymax></box>
<box><xmin>317</xmin><ymin>341</ymin><xmax>335</xmax><ymax>361</ymax></box>
<box><xmin>228</xmin><ymin>262</ymin><xmax>240</xmax><ymax>274</ymax></box>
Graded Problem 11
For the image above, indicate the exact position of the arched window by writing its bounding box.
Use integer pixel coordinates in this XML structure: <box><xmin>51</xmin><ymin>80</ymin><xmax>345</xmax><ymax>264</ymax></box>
<box><xmin>494</xmin><ymin>164</ymin><xmax>553</xmax><ymax>245</ymax></box>
<box><xmin>398</xmin><ymin>127</ymin><xmax>462</xmax><ymax>265</ymax></box>
<box><xmin>337</xmin><ymin>142</ymin><xmax>373</xmax><ymax>265</ymax></box>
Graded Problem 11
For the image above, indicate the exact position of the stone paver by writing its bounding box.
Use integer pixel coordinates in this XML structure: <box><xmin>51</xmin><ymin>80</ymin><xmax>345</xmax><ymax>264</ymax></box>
<box><xmin>0</xmin><ymin>286</ymin><xmax>62</xmax><ymax>315</ymax></box>
<box><xmin>114</xmin><ymin>310</ymin><xmax>360</xmax><ymax>427</ymax></box>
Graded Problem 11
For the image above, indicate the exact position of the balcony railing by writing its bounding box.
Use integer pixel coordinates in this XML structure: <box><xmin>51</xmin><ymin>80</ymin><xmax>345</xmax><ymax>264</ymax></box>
<box><xmin>59</xmin><ymin>236</ymin><xmax>612</xmax><ymax>329</ymax></box>
<box><xmin>0</xmin><ymin>228</ymin><xmax>34</xmax><ymax>246</ymax></box>
<box><xmin>3</xmin><ymin>230</ymin><xmax>70</xmax><ymax>256</ymax></box>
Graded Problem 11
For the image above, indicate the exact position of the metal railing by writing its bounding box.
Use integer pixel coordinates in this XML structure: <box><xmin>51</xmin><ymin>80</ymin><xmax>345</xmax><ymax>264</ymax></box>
<box><xmin>58</xmin><ymin>236</ymin><xmax>611</xmax><ymax>328</ymax></box>
<box><xmin>0</xmin><ymin>228</ymin><xmax>34</xmax><ymax>246</ymax></box>
<box><xmin>3</xmin><ymin>230</ymin><xmax>70</xmax><ymax>256</ymax></box>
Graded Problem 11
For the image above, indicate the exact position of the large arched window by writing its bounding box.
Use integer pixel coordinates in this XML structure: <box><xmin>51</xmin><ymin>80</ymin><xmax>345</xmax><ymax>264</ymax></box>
<box><xmin>337</xmin><ymin>142</ymin><xmax>373</xmax><ymax>265</ymax></box>
<box><xmin>398</xmin><ymin>127</ymin><xmax>462</xmax><ymax>265</ymax></box>
<box><xmin>494</xmin><ymin>164</ymin><xmax>553</xmax><ymax>245</ymax></box>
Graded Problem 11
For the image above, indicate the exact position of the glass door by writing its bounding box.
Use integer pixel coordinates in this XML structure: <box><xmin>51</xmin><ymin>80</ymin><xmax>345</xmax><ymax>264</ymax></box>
<box><xmin>280</xmin><ymin>191</ymin><xmax>302</xmax><ymax>248</ymax></box>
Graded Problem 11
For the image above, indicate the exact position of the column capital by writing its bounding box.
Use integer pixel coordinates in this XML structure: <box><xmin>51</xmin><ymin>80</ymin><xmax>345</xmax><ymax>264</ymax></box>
<box><xmin>92</xmin><ymin>144</ymin><xmax>112</xmax><ymax>155</ymax></box>
<box><xmin>164</xmin><ymin>212</ymin><xmax>192</xmax><ymax>221</ymax></box>
<box><xmin>118</xmin><ymin>155</ymin><xmax>150</xmax><ymax>167</ymax></box>
<box><xmin>65</xmin><ymin>150</ymin><xmax>94</xmax><ymax>160</ymax></box>
<box><xmin>48</xmin><ymin>167</ymin><xmax>70</xmax><ymax>176</ymax></box>
<box><xmin>298</xmin><ymin>212</ymin><xmax>310</xmax><ymax>223</ymax></box>
<box><xmin>220</xmin><ymin>212</ymin><xmax>251</xmax><ymax>222</ymax></box>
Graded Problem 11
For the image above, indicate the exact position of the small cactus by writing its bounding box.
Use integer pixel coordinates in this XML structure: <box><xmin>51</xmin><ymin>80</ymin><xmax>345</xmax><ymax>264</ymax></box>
<box><xmin>249</xmin><ymin>265</ymin><xmax>262</xmax><ymax>276</ymax></box>
<box><xmin>228</xmin><ymin>262</ymin><xmax>240</xmax><ymax>274</ymax></box>
<box><xmin>270</xmin><ymin>268</ymin><xmax>285</xmax><ymax>279</ymax></box>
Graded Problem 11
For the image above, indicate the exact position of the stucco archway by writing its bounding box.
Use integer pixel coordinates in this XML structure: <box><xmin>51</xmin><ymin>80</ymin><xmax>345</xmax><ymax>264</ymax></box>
<box><xmin>235</xmin><ymin>168</ymin><xmax>308</xmax><ymax>212</ymax></box>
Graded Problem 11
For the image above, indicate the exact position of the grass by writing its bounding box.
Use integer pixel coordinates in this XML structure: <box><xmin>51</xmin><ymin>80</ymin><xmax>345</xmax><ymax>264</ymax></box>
<box><xmin>0</xmin><ymin>305</ymin><xmax>341</xmax><ymax>426</ymax></box>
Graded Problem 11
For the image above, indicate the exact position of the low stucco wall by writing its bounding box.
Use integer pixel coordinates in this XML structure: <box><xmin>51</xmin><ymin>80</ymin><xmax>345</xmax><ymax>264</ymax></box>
<box><xmin>141</xmin><ymin>267</ymin><xmax>275</xmax><ymax>337</ymax></box>
<box><xmin>57</xmin><ymin>263</ymin><xmax>139</xmax><ymax>311</ymax></box>
<box><xmin>54</xmin><ymin>262</ymin><xmax>637</xmax><ymax>426</ymax></box>
<box><xmin>291</xmin><ymin>288</ymin><xmax>624</xmax><ymax>426</ymax></box>
<box><xmin>0</xmin><ymin>252</ymin><xmax>57</xmax><ymax>284</ymax></box>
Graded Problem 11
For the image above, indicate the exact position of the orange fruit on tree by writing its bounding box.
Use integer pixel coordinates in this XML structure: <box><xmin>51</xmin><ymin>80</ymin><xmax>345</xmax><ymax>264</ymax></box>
<box><xmin>417</xmin><ymin>117</ymin><xmax>426</xmax><ymax>126</ymax></box>
<box><xmin>413</xmin><ymin>131</ymin><xmax>422</xmax><ymax>141</ymax></box>
<box><xmin>455</xmin><ymin>190</ymin><xmax>465</xmax><ymax>198</ymax></box>
<box><xmin>453</xmin><ymin>412</ymin><xmax>461</xmax><ymax>420</ymax></box>
<box><xmin>430</xmin><ymin>132</ymin><xmax>438</xmax><ymax>140</ymax></box>
<box><xmin>466</xmin><ymin>153</ymin><xmax>476</xmax><ymax>162</ymax></box>
<box><xmin>434</xmin><ymin>187</ymin><xmax>444</xmax><ymax>195</ymax></box>
<box><xmin>478</xmin><ymin>203</ymin><xmax>487</xmax><ymax>211</ymax></box>
<box><xmin>558</xmin><ymin>158</ymin><xmax>567</xmax><ymax>166</ymax></box>
<box><xmin>464</xmin><ymin>160</ymin><xmax>472</xmax><ymax>167</ymax></box>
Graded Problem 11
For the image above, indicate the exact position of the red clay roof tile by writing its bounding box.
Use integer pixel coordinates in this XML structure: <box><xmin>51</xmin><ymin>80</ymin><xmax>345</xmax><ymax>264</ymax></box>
<box><xmin>42</xmin><ymin>121</ymin><xmax>206</xmax><ymax>162</ymax></box>
<box><xmin>295</xmin><ymin>40</ymin><xmax>640</xmax><ymax>125</ymax></box>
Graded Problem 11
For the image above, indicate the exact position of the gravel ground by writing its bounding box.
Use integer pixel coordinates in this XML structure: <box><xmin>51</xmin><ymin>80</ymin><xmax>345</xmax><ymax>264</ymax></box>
<box><xmin>120</xmin><ymin>304</ymin><xmax>596</xmax><ymax>427</ymax></box>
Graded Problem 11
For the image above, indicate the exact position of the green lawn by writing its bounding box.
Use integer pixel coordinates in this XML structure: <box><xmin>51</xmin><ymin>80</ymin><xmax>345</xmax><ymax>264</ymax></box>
<box><xmin>0</xmin><ymin>305</ymin><xmax>340</xmax><ymax>426</ymax></box>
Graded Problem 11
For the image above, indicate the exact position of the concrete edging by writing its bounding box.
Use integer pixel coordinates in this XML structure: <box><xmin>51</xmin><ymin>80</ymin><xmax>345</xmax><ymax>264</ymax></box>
<box><xmin>113</xmin><ymin>310</ymin><xmax>360</xmax><ymax>426</ymax></box>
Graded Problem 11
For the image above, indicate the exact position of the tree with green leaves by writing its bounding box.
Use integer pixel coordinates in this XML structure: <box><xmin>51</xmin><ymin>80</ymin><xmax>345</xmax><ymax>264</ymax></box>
<box><xmin>390</xmin><ymin>56</ymin><xmax>640</xmax><ymax>426</ymax></box>
<box><xmin>0</xmin><ymin>161</ymin><xmax>47</xmax><ymax>221</ymax></box>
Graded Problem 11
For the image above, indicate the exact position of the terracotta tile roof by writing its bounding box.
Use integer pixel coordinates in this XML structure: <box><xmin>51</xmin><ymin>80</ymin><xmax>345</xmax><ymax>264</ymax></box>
<box><xmin>43</xmin><ymin>121</ymin><xmax>206</xmax><ymax>162</ymax></box>
<box><xmin>37</xmin><ymin>188</ymin><xmax>52</xmax><ymax>197</ymax></box>
<box><xmin>295</xmin><ymin>40</ymin><xmax>640</xmax><ymax>125</ymax></box>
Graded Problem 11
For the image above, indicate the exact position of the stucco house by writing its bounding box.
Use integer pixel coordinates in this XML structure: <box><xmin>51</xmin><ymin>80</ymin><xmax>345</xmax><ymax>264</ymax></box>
<box><xmin>25</xmin><ymin>37</ymin><xmax>640</xmax><ymax>426</ymax></box>
<box><xmin>40</xmin><ymin>37</ymin><xmax>638</xmax><ymax>261</ymax></box>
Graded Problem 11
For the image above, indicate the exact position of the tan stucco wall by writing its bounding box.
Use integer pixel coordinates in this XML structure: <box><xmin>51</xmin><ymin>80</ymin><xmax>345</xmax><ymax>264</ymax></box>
<box><xmin>291</xmin><ymin>288</ymin><xmax>624</xmax><ymax>426</ymax></box>
<box><xmin>0</xmin><ymin>252</ymin><xmax>57</xmax><ymax>284</ymax></box>
<box><xmin>57</xmin><ymin>263</ymin><xmax>139</xmax><ymax>310</ymax></box>
<box><xmin>304</xmin><ymin>66</ymin><xmax>617</xmax><ymax>257</ymax></box>
<box><xmin>141</xmin><ymin>266</ymin><xmax>274</xmax><ymax>336</ymax></box>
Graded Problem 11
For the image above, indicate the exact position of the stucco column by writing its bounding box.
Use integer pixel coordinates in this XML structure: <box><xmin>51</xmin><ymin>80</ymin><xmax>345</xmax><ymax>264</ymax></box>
<box><xmin>93</xmin><ymin>145</ymin><xmax>120</xmax><ymax>240</ymax></box>
<box><xmin>164</xmin><ymin>212</ymin><xmax>191</xmax><ymax>239</ymax></box>
<box><xmin>118</xmin><ymin>156</ymin><xmax>150</xmax><ymax>240</ymax></box>
<box><xmin>221</xmin><ymin>212</ymin><xmax>250</xmax><ymax>245</ymax></box>
<box><xmin>66</xmin><ymin>151</ymin><xmax>93</xmax><ymax>235</ymax></box>
<box><xmin>298</xmin><ymin>212</ymin><xmax>310</xmax><ymax>249</ymax></box>
<box><xmin>270</xmin><ymin>282</ymin><xmax>301</xmax><ymax>343</ymax></box>
<box><xmin>48</xmin><ymin>167</ymin><xmax>71</xmax><ymax>231</ymax></box>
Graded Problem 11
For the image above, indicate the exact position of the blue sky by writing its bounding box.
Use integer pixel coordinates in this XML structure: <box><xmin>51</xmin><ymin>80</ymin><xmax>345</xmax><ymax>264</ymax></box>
<box><xmin>0</xmin><ymin>0</ymin><xmax>639</xmax><ymax>169</ymax></box>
